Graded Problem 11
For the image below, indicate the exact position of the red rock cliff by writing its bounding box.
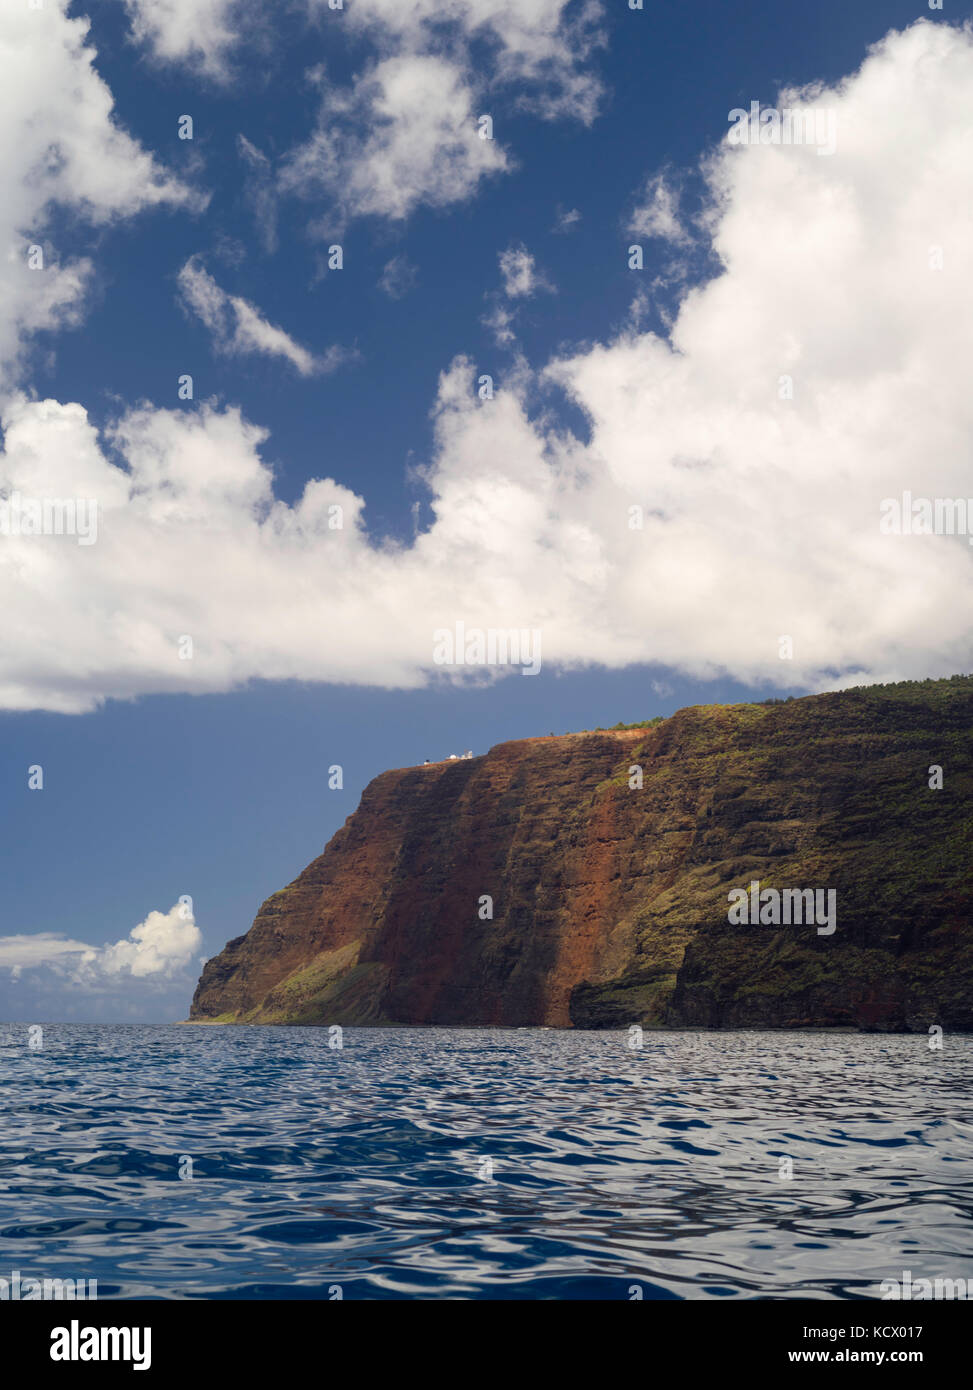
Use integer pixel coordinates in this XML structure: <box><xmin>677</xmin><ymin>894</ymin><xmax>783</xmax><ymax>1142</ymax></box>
<box><xmin>190</xmin><ymin>677</ymin><xmax>973</xmax><ymax>1030</ymax></box>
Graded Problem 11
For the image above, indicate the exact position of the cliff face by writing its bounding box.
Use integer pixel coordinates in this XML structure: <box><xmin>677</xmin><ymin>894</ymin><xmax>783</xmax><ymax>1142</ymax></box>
<box><xmin>191</xmin><ymin>677</ymin><xmax>973</xmax><ymax>1031</ymax></box>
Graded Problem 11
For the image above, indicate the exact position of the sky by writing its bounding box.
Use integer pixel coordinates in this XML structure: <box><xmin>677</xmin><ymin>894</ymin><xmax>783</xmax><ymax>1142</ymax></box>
<box><xmin>1</xmin><ymin>0</ymin><xmax>971</xmax><ymax>1022</ymax></box>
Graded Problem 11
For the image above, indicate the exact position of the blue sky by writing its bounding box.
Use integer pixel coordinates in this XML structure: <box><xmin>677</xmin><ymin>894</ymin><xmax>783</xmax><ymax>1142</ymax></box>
<box><xmin>1</xmin><ymin>0</ymin><xmax>970</xmax><ymax>1021</ymax></box>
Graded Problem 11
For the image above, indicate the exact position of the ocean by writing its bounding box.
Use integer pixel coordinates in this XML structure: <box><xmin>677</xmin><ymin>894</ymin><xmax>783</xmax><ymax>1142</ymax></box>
<box><xmin>1</xmin><ymin>1023</ymin><xmax>970</xmax><ymax>1300</ymax></box>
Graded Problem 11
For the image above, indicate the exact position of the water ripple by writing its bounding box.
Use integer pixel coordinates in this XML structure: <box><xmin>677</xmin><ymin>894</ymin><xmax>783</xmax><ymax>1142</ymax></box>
<box><xmin>0</xmin><ymin>1024</ymin><xmax>970</xmax><ymax>1298</ymax></box>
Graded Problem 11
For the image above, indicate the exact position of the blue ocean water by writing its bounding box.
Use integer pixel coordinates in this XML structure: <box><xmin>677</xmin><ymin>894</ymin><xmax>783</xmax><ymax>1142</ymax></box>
<box><xmin>0</xmin><ymin>1024</ymin><xmax>970</xmax><ymax>1300</ymax></box>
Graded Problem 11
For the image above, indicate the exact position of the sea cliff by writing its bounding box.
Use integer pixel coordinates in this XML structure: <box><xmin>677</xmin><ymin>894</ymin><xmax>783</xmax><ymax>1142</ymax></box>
<box><xmin>190</xmin><ymin>676</ymin><xmax>973</xmax><ymax>1030</ymax></box>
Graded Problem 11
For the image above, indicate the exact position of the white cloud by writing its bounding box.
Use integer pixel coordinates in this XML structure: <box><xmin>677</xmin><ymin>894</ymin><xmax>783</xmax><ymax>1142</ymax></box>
<box><xmin>282</xmin><ymin>53</ymin><xmax>509</xmax><ymax>224</ymax></box>
<box><xmin>125</xmin><ymin>1</ymin><xmax>605</xmax><ymax>226</ymax></box>
<box><xmin>176</xmin><ymin>257</ymin><xmax>345</xmax><ymax>375</ymax></box>
<box><xmin>287</xmin><ymin>1</ymin><xmax>604</xmax><ymax>223</ymax></box>
<box><xmin>122</xmin><ymin>0</ymin><xmax>245</xmax><ymax>79</ymax></box>
<box><xmin>482</xmin><ymin>301</ymin><xmax>516</xmax><ymax>346</ymax></box>
<box><xmin>1</xmin><ymin>21</ymin><xmax>972</xmax><ymax>712</ymax></box>
<box><xmin>86</xmin><ymin>904</ymin><xmax>202</xmax><ymax>980</ymax></box>
<box><xmin>553</xmin><ymin>205</ymin><xmax>581</xmax><ymax>233</ymax></box>
<box><xmin>498</xmin><ymin>243</ymin><xmax>551</xmax><ymax>297</ymax></box>
<box><xmin>0</xmin><ymin>935</ymin><xmax>93</xmax><ymax>970</ymax></box>
<box><xmin>0</xmin><ymin>1</ymin><xmax>198</xmax><ymax>389</ymax></box>
<box><xmin>0</xmin><ymin>904</ymin><xmax>202</xmax><ymax>984</ymax></box>
<box><xmin>238</xmin><ymin>134</ymin><xmax>278</xmax><ymax>253</ymax></box>
<box><xmin>378</xmin><ymin>253</ymin><xmax>418</xmax><ymax>299</ymax></box>
<box><xmin>341</xmin><ymin>0</ymin><xmax>606</xmax><ymax>121</ymax></box>
<box><xmin>629</xmin><ymin>173</ymin><xmax>691</xmax><ymax>246</ymax></box>
<box><xmin>485</xmin><ymin>243</ymin><xmax>553</xmax><ymax>342</ymax></box>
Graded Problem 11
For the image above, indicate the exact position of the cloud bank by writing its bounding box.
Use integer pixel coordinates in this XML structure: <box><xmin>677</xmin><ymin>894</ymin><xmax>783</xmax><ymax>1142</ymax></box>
<box><xmin>1</xmin><ymin>18</ymin><xmax>972</xmax><ymax>713</ymax></box>
<box><xmin>0</xmin><ymin>903</ymin><xmax>202</xmax><ymax>985</ymax></box>
<box><xmin>0</xmin><ymin>903</ymin><xmax>204</xmax><ymax>1021</ymax></box>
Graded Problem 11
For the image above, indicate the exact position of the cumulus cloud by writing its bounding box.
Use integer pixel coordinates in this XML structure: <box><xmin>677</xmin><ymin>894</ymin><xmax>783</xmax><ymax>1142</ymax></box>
<box><xmin>84</xmin><ymin>904</ymin><xmax>202</xmax><ymax>980</ymax></box>
<box><xmin>0</xmin><ymin>1</ymin><xmax>198</xmax><ymax>388</ymax></box>
<box><xmin>2</xmin><ymin>21</ymin><xmax>972</xmax><ymax>711</ymax></box>
<box><xmin>0</xmin><ymin>904</ymin><xmax>202</xmax><ymax>984</ymax></box>
<box><xmin>176</xmin><ymin>257</ymin><xmax>346</xmax><ymax>374</ymax></box>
